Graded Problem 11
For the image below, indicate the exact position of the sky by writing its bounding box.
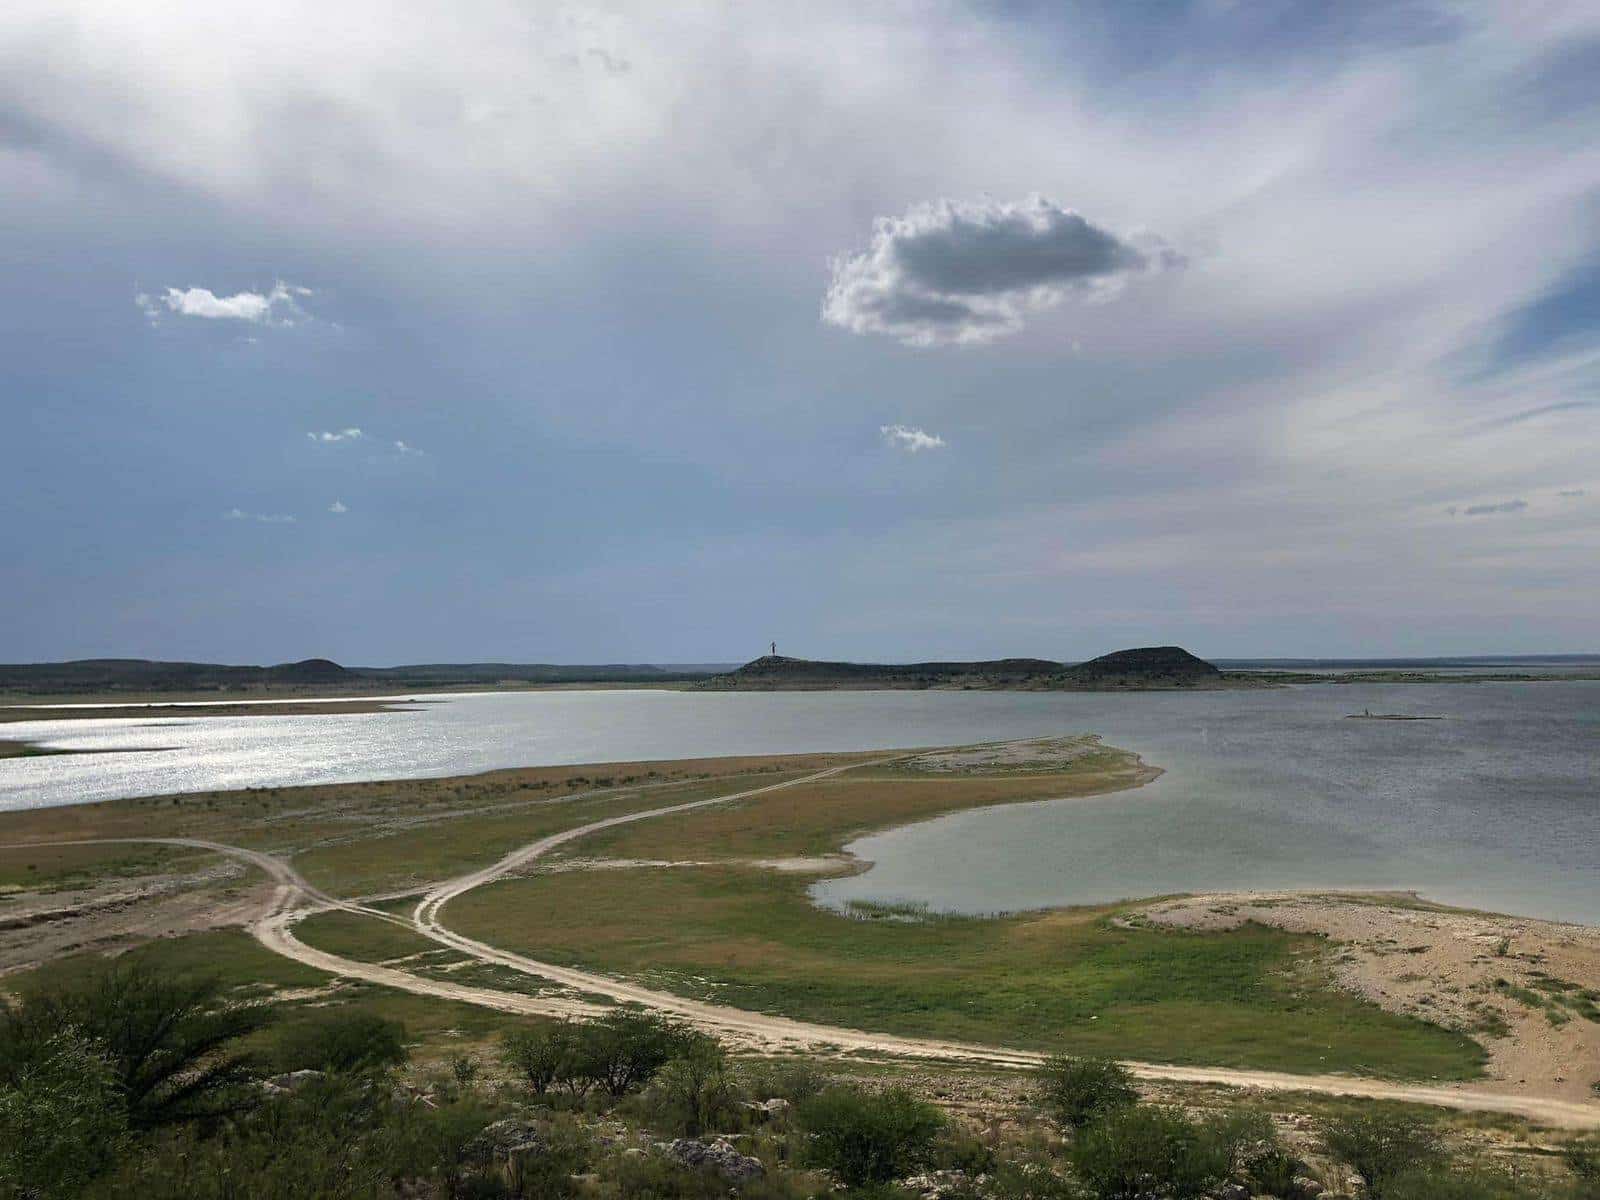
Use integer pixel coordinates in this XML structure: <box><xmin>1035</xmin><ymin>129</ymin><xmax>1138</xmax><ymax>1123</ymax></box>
<box><xmin>3</xmin><ymin>0</ymin><xmax>1598</xmax><ymax>665</ymax></box>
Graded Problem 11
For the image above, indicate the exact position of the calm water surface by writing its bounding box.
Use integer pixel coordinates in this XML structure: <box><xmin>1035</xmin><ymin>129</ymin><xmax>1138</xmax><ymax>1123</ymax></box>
<box><xmin>3</xmin><ymin>684</ymin><xmax>1596</xmax><ymax>922</ymax></box>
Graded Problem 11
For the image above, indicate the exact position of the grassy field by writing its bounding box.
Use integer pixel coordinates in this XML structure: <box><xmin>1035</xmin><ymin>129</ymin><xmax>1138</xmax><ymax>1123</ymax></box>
<box><xmin>445</xmin><ymin>863</ymin><xmax>1484</xmax><ymax>1078</ymax></box>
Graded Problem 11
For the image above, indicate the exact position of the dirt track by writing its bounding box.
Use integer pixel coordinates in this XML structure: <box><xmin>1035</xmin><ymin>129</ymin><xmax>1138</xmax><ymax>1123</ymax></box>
<box><xmin>11</xmin><ymin>759</ymin><xmax>1600</xmax><ymax>1130</ymax></box>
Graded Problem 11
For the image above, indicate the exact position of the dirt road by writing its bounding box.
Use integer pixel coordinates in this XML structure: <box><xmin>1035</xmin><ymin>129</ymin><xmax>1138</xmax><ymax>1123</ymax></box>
<box><xmin>10</xmin><ymin>759</ymin><xmax>1600</xmax><ymax>1130</ymax></box>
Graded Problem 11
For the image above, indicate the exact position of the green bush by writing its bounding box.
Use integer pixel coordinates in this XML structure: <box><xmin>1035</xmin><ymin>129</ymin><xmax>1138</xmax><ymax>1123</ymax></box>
<box><xmin>3</xmin><ymin>957</ymin><xmax>268</xmax><ymax>1127</ymax></box>
<box><xmin>1242</xmin><ymin>1143</ymin><xmax>1306</xmax><ymax>1196</ymax></box>
<box><xmin>1386</xmin><ymin>1163</ymin><xmax>1567</xmax><ymax>1200</ymax></box>
<box><xmin>581</xmin><ymin>1010</ymin><xmax>693</xmax><ymax>1097</ymax></box>
<box><xmin>272</xmin><ymin>1011</ymin><xmax>409</xmax><ymax>1074</ymax></box>
<box><xmin>86</xmin><ymin>1073</ymin><xmax>519</xmax><ymax>1199</ymax></box>
<box><xmin>1318</xmin><ymin>1110</ymin><xmax>1445</xmax><ymax>1199</ymax></box>
<box><xmin>1068</xmin><ymin>1104</ymin><xmax>1230</xmax><ymax>1200</ymax></box>
<box><xmin>798</xmin><ymin>1085</ymin><xmax>945</xmax><ymax>1187</ymax></box>
<box><xmin>1036</xmin><ymin>1055</ymin><xmax>1138</xmax><ymax>1131</ymax></box>
<box><xmin>739</xmin><ymin>1058</ymin><xmax>830</xmax><ymax>1104</ymax></box>
<box><xmin>1566</xmin><ymin>1140</ymin><xmax>1600</xmax><ymax>1193</ymax></box>
<box><xmin>503</xmin><ymin>1021</ymin><xmax>581</xmax><ymax>1096</ymax></box>
<box><xmin>0</xmin><ymin>1025</ymin><xmax>128</xmax><ymax>1200</ymax></box>
<box><xmin>642</xmin><ymin>1036</ymin><xmax>744</xmax><ymax>1138</ymax></box>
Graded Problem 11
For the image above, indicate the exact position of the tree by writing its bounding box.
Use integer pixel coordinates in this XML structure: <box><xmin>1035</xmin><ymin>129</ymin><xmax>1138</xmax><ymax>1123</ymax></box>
<box><xmin>798</xmin><ymin>1085</ymin><xmax>945</xmax><ymax>1187</ymax></box>
<box><xmin>1319</xmin><ymin>1111</ymin><xmax>1445</xmax><ymax>1199</ymax></box>
<box><xmin>582</xmin><ymin>1010</ymin><xmax>690</xmax><ymax>1097</ymax></box>
<box><xmin>645</xmin><ymin>1036</ymin><xmax>742</xmax><ymax>1138</ymax></box>
<box><xmin>0</xmin><ymin>1023</ymin><xmax>127</xmax><ymax>1199</ymax></box>
<box><xmin>4</xmin><ymin>958</ymin><xmax>269</xmax><ymax>1128</ymax></box>
<box><xmin>272</xmin><ymin>1012</ymin><xmax>408</xmax><ymax>1074</ymax></box>
<box><xmin>502</xmin><ymin>1021</ymin><xmax>578</xmax><ymax>1096</ymax></box>
<box><xmin>1036</xmin><ymin>1055</ymin><xmax>1138</xmax><ymax>1131</ymax></box>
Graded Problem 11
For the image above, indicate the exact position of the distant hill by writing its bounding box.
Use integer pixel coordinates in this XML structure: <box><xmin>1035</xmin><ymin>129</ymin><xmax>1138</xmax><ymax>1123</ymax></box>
<box><xmin>698</xmin><ymin>655</ymin><xmax>1064</xmax><ymax>690</ymax></box>
<box><xmin>0</xmin><ymin>658</ymin><xmax>722</xmax><ymax>697</ymax></box>
<box><xmin>0</xmin><ymin>658</ymin><xmax>356</xmax><ymax>694</ymax></box>
<box><xmin>1061</xmin><ymin>645</ymin><xmax>1221</xmax><ymax>687</ymax></box>
<box><xmin>699</xmin><ymin>646</ymin><xmax>1229</xmax><ymax>691</ymax></box>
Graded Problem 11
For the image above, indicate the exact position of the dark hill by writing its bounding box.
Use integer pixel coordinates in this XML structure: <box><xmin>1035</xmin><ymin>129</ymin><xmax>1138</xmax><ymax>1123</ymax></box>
<box><xmin>266</xmin><ymin>658</ymin><xmax>351</xmax><ymax>683</ymax></box>
<box><xmin>700</xmin><ymin>647</ymin><xmax>1225</xmax><ymax>691</ymax></box>
<box><xmin>700</xmin><ymin>655</ymin><xmax>1062</xmax><ymax>690</ymax></box>
<box><xmin>1061</xmin><ymin>645</ymin><xmax>1220</xmax><ymax>687</ymax></box>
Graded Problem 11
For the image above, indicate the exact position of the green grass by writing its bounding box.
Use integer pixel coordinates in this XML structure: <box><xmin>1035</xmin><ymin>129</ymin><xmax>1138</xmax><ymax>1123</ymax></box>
<box><xmin>0</xmin><ymin>842</ymin><xmax>211</xmax><ymax>890</ymax></box>
<box><xmin>292</xmin><ymin>909</ymin><xmax>460</xmax><ymax>964</ymax></box>
<box><xmin>292</xmin><ymin>772</ymin><xmax>810</xmax><ymax>897</ymax></box>
<box><xmin>444</xmin><ymin>864</ymin><xmax>1486</xmax><ymax>1080</ymax></box>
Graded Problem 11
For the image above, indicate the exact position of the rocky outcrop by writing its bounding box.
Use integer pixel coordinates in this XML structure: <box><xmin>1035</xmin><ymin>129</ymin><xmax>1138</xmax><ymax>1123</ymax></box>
<box><xmin>664</xmin><ymin>1137</ymin><xmax>765</xmax><ymax>1182</ymax></box>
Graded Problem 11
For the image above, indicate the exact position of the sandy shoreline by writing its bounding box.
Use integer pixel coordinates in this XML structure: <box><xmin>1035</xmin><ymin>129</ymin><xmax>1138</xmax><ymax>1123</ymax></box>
<box><xmin>1141</xmin><ymin>891</ymin><xmax>1600</xmax><ymax>1105</ymax></box>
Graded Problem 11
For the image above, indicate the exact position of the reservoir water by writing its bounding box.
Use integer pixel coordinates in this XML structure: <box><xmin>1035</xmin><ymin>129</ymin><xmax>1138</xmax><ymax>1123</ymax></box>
<box><xmin>3</xmin><ymin>682</ymin><xmax>1596</xmax><ymax>922</ymax></box>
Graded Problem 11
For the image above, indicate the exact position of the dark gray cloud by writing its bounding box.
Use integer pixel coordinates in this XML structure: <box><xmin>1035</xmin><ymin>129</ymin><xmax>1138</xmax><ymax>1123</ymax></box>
<box><xmin>822</xmin><ymin>196</ymin><xmax>1177</xmax><ymax>346</ymax></box>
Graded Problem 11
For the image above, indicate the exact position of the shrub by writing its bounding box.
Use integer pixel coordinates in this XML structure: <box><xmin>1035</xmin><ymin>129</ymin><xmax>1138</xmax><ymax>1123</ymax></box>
<box><xmin>1385</xmin><ymin>1163</ymin><xmax>1561</xmax><ymax>1200</ymax></box>
<box><xmin>740</xmin><ymin>1058</ymin><xmax>830</xmax><ymax>1104</ymax></box>
<box><xmin>927</xmin><ymin>1124</ymin><xmax>997</xmax><ymax>1176</ymax></box>
<box><xmin>1566</xmin><ymin>1140</ymin><xmax>1600</xmax><ymax>1199</ymax></box>
<box><xmin>1318</xmin><ymin>1111</ymin><xmax>1445</xmax><ymax>1199</ymax></box>
<box><xmin>642</xmin><ymin>1036</ymin><xmax>744</xmax><ymax>1138</ymax></box>
<box><xmin>3</xmin><ymin>958</ymin><xmax>268</xmax><ymax>1127</ymax></box>
<box><xmin>1036</xmin><ymin>1055</ymin><xmax>1138</xmax><ymax>1131</ymax></box>
<box><xmin>0</xmin><ymin>1025</ymin><xmax>127</xmax><ymax>1199</ymax></box>
<box><xmin>272</xmin><ymin>1011</ymin><xmax>408</xmax><ymax>1074</ymax></box>
<box><xmin>503</xmin><ymin>1021</ymin><xmax>580</xmax><ymax>1096</ymax></box>
<box><xmin>798</xmin><ymin>1085</ymin><xmax>945</xmax><ymax>1187</ymax></box>
<box><xmin>1068</xmin><ymin>1104</ymin><xmax>1230</xmax><ymax>1200</ymax></box>
<box><xmin>87</xmin><ymin>1073</ymin><xmax>522</xmax><ymax>1199</ymax></box>
<box><xmin>1242</xmin><ymin>1144</ymin><xmax>1306</xmax><ymax>1196</ymax></box>
<box><xmin>582</xmin><ymin>1010</ymin><xmax>693</xmax><ymax>1097</ymax></box>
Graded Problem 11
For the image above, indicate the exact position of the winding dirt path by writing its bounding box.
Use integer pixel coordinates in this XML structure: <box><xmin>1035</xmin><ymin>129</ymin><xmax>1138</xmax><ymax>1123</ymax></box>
<box><xmin>10</xmin><ymin>759</ymin><xmax>1600</xmax><ymax>1130</ymax></box>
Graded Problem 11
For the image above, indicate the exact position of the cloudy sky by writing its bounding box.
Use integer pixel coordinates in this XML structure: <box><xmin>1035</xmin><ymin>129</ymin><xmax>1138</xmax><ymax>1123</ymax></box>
<box><xmin>3</xmin><ymin>1</ymin><xmax>1597</xmax><ymax>664</ymax></box>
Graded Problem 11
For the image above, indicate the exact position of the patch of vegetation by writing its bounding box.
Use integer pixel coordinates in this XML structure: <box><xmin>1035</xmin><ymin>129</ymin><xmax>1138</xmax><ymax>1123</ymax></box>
<box><xmin>1036</xmin><ymin>1054</ymin><xmax>1138</xmax><ymax>1129</ymax></box>
<box><xmin>797</xmin><ymin>1084</ymin><xmax>945</xmax><ymax>1186</ymax></box>
<box><xmin>447</xmin><ymin>864</ymin><xmax>1486</xmax><ymax>1078</ymax></box>
<box><xmin>1319</xmin><ymin>1109</ymin><xmax>1446</xmax><ymax>1198</ymax></box>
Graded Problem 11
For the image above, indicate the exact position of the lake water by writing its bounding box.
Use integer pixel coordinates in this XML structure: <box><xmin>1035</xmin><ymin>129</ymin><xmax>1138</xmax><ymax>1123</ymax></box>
<box><xmin>3</xmin><ymin>683</ymin><xmax>1596</xmax><ymax>923</ymax></box>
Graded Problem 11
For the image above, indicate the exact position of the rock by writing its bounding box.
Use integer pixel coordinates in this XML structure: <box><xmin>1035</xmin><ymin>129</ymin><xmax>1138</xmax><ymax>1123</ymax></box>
<box><xmin>667</xmin><ymin>1137</ymin><xmax>765</xmax><ymax>1183</ymax></box>
<box><xmin>741</xmin><ymin>1097</ymin><xmax>792</xmax><ymax>1120</ymax></box>
<box><xmin>901</xmin><ymin>1169</ymin><xmax>973</xmax><ymax>1198</ymax></box>
<box><xmin>1291</xmin><ymin>1178</ymin><xmax>1325</xmax><ymax>1199</ymax></box>
<box><xmin>1215</xmin><ymin>1185</ymin><xmax>1250</xmax><ymax>1200</ymax></box>
<box><xmin>264</xmin><ymin>1069</ymin><xmax>325</xmax><ymax>1092</ymax></box>
<box><xmin>462</xmin><ymin>1117</ymin><xmax>546</xmax><ymax>1166</ymax></box>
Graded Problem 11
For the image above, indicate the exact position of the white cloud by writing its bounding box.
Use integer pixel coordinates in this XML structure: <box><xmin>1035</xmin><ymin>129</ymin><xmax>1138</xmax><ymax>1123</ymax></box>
<box><xmin>393</xmin><ymin>440</ymin><xmax>424</xmax><ymax>456</ymax></box>
<box><xmin>308</xmin><ymin>428</ymin><xmax>363</xmax><ymax>443</ymax></box>
<box><xmin>880</xmin><ymin>424</ymin><xmax>947</xmax><ymax>453</ymax></box>
<box><xmin>328</xmin><ymin>499</ymin><xmax>348</xmax><ymax>513</ymax></box>
<box><xmin>223</xmin><ymin>508</ymin><xmax>296</xmax><ymax>523</ymax></box>
<box><xmin>824</xmin><ymin>197</ymin><xmax>1179</xmax><ymax>347</ymax></box>
<box><xmin>137</xmin><ymin>280</ymin><xmax>311</xmax><ymax>325</ymax></box>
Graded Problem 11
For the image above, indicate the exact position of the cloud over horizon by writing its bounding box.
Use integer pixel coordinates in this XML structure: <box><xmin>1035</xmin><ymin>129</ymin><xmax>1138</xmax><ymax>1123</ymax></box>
<box><xmin>880</xmin><ymin>424</ymin><xmax>946</xmax><ymax>452</ymax></box>
<box><xmin>138</xmin><ymin>281</ymin><xmax>311</xmax><ymax>325</ymax></box>
<box><xmin>823</xmin><ymin>197</ymin><xmax>1178</xmax><ymax>346</ymax></box>
<box><xmin>223</xmin><ymin>508</ymin><xmax>296</xmax><ymax>524</ymax></box>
